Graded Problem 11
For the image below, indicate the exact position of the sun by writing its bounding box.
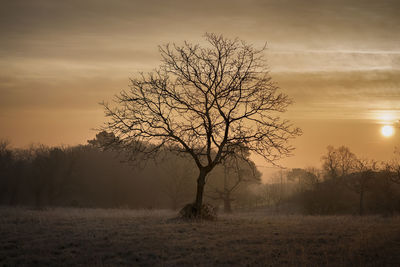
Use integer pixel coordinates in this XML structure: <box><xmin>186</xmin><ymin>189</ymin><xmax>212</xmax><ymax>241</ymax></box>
<box><xmin>381</xmin><ymin>125</ymin><xmax>394</xmax><ymax>137</ymax></box>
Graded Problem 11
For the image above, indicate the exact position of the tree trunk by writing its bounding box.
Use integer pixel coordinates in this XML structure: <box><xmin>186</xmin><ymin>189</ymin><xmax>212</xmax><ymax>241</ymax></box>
<box><xmin>194</xmin><ymin>169</ymin><xmax>207</xmax><ymax>216</ymax></box>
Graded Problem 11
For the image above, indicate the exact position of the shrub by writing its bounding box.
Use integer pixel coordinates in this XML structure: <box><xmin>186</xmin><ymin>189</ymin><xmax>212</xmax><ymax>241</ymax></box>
<box><xmin>179</xmin><ymin>203</ymin><xmax>218</xmax><ymax>220</ymax></box>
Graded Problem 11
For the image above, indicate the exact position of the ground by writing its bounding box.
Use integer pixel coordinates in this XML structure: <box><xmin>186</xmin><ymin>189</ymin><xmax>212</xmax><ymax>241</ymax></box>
<box><xmin>1</xmin><ymin>207</ymin><xmax>400</xmax><ymax>266</ymax></box>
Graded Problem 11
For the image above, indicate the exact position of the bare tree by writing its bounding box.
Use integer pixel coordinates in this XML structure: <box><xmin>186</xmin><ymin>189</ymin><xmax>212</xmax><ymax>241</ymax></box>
<box><xmin>322</xmin><ymin>145</ymin><xmax>357</xmax><ymax>180</ymax></box>
<box><xmin>346</xmin><ymin>158</ymin><xmax>377</xmax><ymax>216</ymax></box>
<box><xmin>0</xmin><ymin>140</ymin><xmax>14</xmax><ymax>203</ymax></box>
<box><xmin>385</xmin><ymin>148</ymin><xmax>400</xmax><ymax>184</ymax></box>
<box><xmin>287</xmin><ymin>167</ymin><xmax>320</xmax><ymax>193</ymax></box>
<box><xmin>102</xmin><ymin>33</ymin><xmax>301</xmax><ymax>217</ymax></box>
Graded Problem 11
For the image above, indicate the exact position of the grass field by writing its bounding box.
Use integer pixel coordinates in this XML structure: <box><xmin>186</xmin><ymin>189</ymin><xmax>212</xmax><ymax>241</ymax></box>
<box><xmin>1</xmin><ymin>207</ymin><xmax>400</xmax><ymax>266</ymax></box>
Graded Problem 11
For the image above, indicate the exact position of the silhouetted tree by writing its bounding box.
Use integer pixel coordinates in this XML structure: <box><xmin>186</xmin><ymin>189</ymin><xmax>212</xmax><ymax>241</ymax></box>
<box><xmin>301</xmin><ymin>146</ymin><xmax>360</xmax><ymax>214</ymax></box>
<box><xmin>88</xmin><ymin>131</ymin><xmax>120</xmax><ymax>151</ymax></box>
<box><xmin>0</xmin><ymin>140</ymin><xmax>15</xmax><ymax>203</ymax></box>
<box><xmin>30</xmin><ymin>146</ymin><xmax>76</xmax><ymax>207</ymax></box>
<box><xmin>369</xmin><ymin>169</ymin><xmax>400</xmax><ymax>215</ymax></box>
<box><xmin>345</xmin><ymin>158</ymin><xmax>377</xmax><ymax>215</ymax></box>
<box><xmin>386</xmin><ymin>149</ymin><xmax>400</xmax><ymax>184</ymax></box>
<box><xmin>31</xmin><ymin>145</ymin><xmax>51</xmax><ymax>207</ymax></box>
<box><xmin>102</xmin><ymin>33</ymin><xmax>301</xmax><ymax>217</ymax></box>
<box><xmin>287</xmin><ymin>167</ymin><xmax>319</xmax><ymax>193</ymax></box>
<box><xmin>322</xmin><ymin>145</ymin><xmax>357</xmax><ymax>180</ymax></box>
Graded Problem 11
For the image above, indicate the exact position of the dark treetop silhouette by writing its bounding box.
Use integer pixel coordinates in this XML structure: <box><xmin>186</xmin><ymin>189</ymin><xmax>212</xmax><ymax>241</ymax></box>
<box><xmin>102</xmin><ymin>33</ymin><xmax>301</xmax><ymax>217</ymax></box>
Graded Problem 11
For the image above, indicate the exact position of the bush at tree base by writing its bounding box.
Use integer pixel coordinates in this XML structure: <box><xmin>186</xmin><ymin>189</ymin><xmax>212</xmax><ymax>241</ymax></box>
<box><xmin>179</xmin><ymin>203</ymin><xmax>218</xmax><ymax>220</ymax></box>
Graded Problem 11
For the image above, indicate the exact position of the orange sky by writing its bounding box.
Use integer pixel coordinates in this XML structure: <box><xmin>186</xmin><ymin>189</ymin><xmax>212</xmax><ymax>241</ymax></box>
<box><xmin>0</xmin><ymin>0</ymin><xmax>399</xmax><ymax>175</ymax></box>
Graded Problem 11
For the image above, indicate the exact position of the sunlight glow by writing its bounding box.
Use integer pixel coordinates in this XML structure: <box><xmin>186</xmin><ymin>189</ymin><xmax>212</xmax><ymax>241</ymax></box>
<box><xmin>381</xmin><ymin>125</ymin><xmax>394</xmax><ymax>137</ymax></box>
<box><xmin>379</xmin><ymin>113</ymin><xmax>396</xmax><ymax>123</ymax></box>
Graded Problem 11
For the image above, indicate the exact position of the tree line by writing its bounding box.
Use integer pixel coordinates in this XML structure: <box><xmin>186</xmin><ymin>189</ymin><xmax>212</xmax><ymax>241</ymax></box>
<box><xmin>1</xmin><ymin>138</ymin><xmax>399</xmax><ymax>215</ymax></box>
<box><xmin>0</xmin><ymin>133</ymin><xmax>261</xmax><ymax>211</ymax></box>
<box><xmin>248</xmin><ymin>146</ymin><xmax>400</xmax><ymax>216</ymax></box>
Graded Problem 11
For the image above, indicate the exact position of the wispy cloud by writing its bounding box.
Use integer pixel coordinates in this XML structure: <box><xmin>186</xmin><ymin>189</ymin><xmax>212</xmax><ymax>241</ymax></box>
<box><xmin>1</xmin><ymin>0</ymin><xmax>399</xmax><ymax>147</ymax></box>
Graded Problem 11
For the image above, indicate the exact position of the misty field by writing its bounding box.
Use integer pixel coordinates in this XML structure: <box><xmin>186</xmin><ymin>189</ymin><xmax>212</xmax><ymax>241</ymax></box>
<box><xmin>1</xmin><ymin>207</ymin><xmax>400</xmax><ymax>266</ymax></box>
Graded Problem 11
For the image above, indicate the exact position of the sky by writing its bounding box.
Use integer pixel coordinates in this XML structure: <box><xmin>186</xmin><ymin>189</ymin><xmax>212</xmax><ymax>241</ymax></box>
<box><xmin>0</xmin><ymin>0</ymin><xmax>399</xmax><ymax>176</ymax></box>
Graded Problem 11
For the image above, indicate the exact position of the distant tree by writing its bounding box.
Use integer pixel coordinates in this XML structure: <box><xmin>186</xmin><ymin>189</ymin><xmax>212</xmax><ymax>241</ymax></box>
<box><xmin>246</xmin><ymin>169</ymin><xmax>290</xmax><ymax>212</ymax></box>
<box><xmin>321</xmin><ymin>145</ymin><xmax>357</xmax><ymax>180</ymax></box>
<box><xmin>345</xmin><ymin>158</ymin><xmax>377</xmax><ymax>216</ymax></box>
<box><xmin>385</xmin><ymin>149</ymin><xmax>400</xmax><ymax>184</ymax></box>
<box><xmin>369</xmin><ymin>168</ymin><xmax>400</xmax><ymax>215</ymax></box>
<box><xmin>320</xmin><ymin>146</ymin><xmax>388</xmax><ymax>215</ymax></box>
<box><xmin>31</xmin><ymin>146</ymin><xmax>76</xmax><ymax>207</ymax></box>
<box><xmin>252</xmin><ymin>183</ymin><xmax>276</xmax><ymax>208</ymax></box>
<box><xmin>102</xmin><ymin>33</ymin><xmax>301</xmax><ymax>217</ymax></box>
<box><xmin>301</xmin><ymin>146</ymin><xmax>360</xmax><ymax>214</ymax></box>
<box><xmin>0</xmin><ymin>140</ymin><xmax>14</xmax><ymax>203</ymax></box>
<box><xmin>0</xmin><ymin>140</ymin><xmax>13</xmax><ymax>175</ymax></box>
<box><xmin>287</xmin><ymin>167</ymin><xmax>319</xmax><ymax>193</ymax></box>
<box><xmin>88</xmin><ymin>131</ymin><xmax>120</xmax><ymax>151</ymax></box>
<box><xmin>207</xmin><ymin>148</ymin><xmax>261</xmax><ymax>213</ymax></box>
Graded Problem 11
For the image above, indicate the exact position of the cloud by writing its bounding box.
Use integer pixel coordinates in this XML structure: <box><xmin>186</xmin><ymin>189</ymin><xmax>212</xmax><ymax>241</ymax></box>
<box><xmin>1</xmin><ymin>0</ymin><xmax>399</xmax><ymax>52</ymax></box>
<box><xmin>267</xmin><ymin>50</ymin><xmax>400</xmax><ymax>72</ymax></box>
<box><xmin>1</xmin><ymin>0</ymin><xmax>399</xmax><ymax>147</ymax></box>
<box><xmin>274</xmin><ymin>70</ymin><xmax>400</xmax><ymax>120</ymax></box>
